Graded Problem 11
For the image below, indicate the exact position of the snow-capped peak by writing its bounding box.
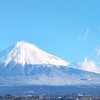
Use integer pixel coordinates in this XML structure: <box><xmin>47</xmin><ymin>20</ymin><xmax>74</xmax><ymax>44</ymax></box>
<box><xmin>0</xmin><ymin>41</ymin><xmax>69</xmax><ymax>66</ymax></box>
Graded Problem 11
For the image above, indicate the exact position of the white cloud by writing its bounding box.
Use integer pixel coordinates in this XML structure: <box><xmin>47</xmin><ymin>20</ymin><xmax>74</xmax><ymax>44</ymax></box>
<box><xmin>80</xmin><ymin>45</ymin><xmax>100</xmax><ymax>74</ymax></box>
<box><xmin>81</xmin><ymin>58</ymin><xmax>98</xmax><ymax>73</ymax></box>
<box><xmin>77</xmin><ymin>27</ymin><xmax>90</xmax><ymax>41</ymax></box>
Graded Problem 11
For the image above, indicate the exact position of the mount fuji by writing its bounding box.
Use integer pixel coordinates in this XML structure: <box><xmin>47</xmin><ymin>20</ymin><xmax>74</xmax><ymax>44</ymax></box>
<box><xmin>0</xmin><ymin>41</ymin><xmax>69</xmax><ymax>67</ymax></box>
<box><xmin>0</xmin><ymin>41</ymin><xmax>100</xmax><ymax>86</ymax></box>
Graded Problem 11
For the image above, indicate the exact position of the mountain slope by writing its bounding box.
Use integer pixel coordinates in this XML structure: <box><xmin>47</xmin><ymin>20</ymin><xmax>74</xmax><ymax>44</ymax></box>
<box><xmin>0</xmin><ymin>66</ymin><xmax>100</xmax><ymax>85</ymax></box>
<box><xmin>0</xmin><ymin>41</ymin><xmax>69</xmax><ymax>67</ymax></box>
<box><xmin>0</xmin><ymin>41</ymin><xmax>100</xmax><ymax>86</ymax></box>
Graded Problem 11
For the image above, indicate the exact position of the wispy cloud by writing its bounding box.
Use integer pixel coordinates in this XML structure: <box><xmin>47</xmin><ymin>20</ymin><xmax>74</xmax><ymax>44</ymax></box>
<box><xmin>84</xmin><ymin>28</ymin><xmax>90</xmax><ymax>40</ymax></box>
<box><xmin>95</xmin><ymin>47</ymin><xmax>100</xmax><ymax>59</ymax></box>
<box><xmin>77</xmin><ymin>27</ymin><xmax>90</xmax><ymax>41</ymax></box>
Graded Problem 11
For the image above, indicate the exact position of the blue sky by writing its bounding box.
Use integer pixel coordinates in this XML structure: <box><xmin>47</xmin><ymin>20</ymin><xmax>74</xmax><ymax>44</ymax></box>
<box><xmin>0</xmin><ymin>0</ymin><xmax>100</xmax><ymax>62</ymax></box>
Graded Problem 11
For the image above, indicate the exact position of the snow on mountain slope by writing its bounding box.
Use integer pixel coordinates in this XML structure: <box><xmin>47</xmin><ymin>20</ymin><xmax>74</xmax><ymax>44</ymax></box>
<box><xmin>0</xmin><ymin>41</ymin><xmax>69</xmax><ymax>67</ymax></box>
<box><xmin>0</xmin><ymin>66</ymin><xmax>100</xmax><ymax>86</ymax></box>
<box><xmin>0</xmin><ymin>41</ymin><xmax>100</xmax><ymax>86</ymax></box>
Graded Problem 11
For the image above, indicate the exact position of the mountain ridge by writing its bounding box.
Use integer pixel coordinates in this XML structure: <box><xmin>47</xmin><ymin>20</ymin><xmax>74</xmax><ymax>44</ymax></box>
<box><xmin>0</xmin><ymin>41</ymin><xmax>69</xmax><ymax>67</ymax></box>
<box><xmin>0</xmin><ymin>41</ymin><xmax>100</xmax><ymax>86</ymax></box>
